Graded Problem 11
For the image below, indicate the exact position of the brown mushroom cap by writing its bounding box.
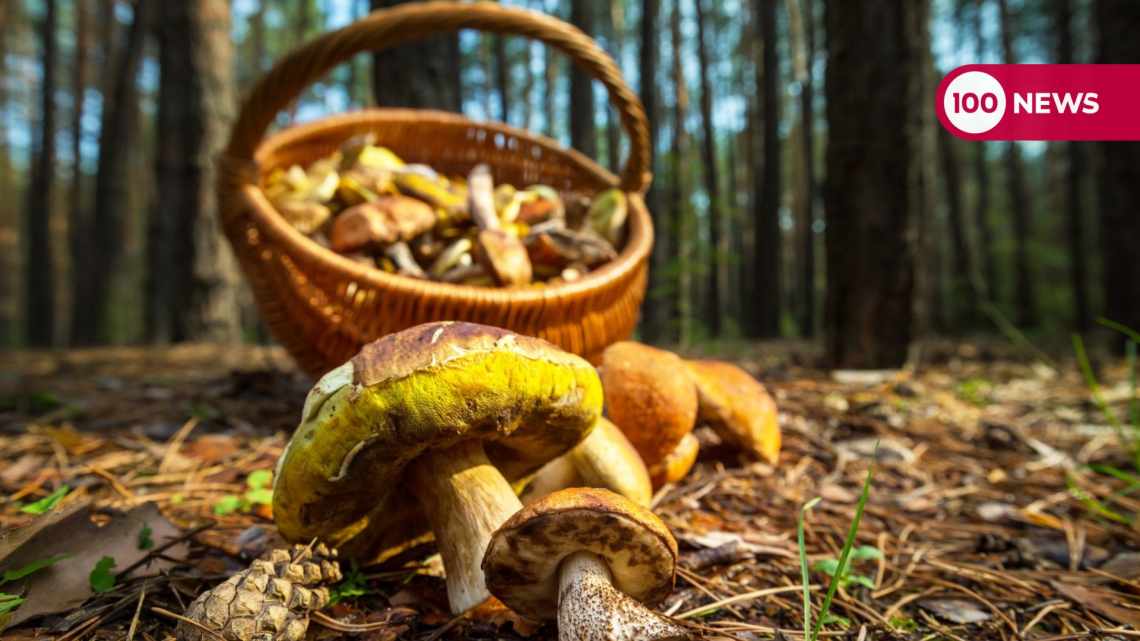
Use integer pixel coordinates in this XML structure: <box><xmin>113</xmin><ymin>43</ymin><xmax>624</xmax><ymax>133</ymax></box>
<box><xmin>601</xmin><ymin>342</ymin><xmax>698</xmax><ymax>465</ymax></box>
<box><xmin>483</xmin><ymin>488</ymin><xmax>677</xmax><ymax>621</ymax></box>
<box><xmin>272</xmin><ymin>322</ymin><xmax>603</xmax><ymax>561</ymax></box>
<box><xmin>685</xmin><ymin>360</ymin><xmax>781</xmax><ymax>464</ymax></box>
<box><xmin>648</xmin><ymin>432</ymin><xmax>700</xmax><ymax>488</ymax></box>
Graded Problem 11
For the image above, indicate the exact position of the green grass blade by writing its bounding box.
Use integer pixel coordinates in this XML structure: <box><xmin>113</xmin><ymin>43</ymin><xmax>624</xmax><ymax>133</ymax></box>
<box><xmin>1066</xmin><ymin>473</ymin><xmax>1132</xmax><ymax>525</ymax></box>
<box><xmin>1096</xmin><ymin>317</ymin><xmax>1140</xmax><ymax>344</ymax></box>
<box><xmin>810</xmin><ymin>451</ymin><xmax>876</xmax><ymax>641</ymax></box>
<box><xmin>1072</xmin><ymin>334</ymin><xmax>1129</xmax><ymax>443</ymax></box>
<box><xmin>798</xmin><ymin>496</ymin><xmax>821</xmax><ymax>637</ymax></box>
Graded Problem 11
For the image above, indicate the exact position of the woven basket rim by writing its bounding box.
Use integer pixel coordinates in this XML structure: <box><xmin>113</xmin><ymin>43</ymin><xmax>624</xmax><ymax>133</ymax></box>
<box><xmin>242</xmin><ymin>108</ymin><xmax>654</xmax><ymax>304</ymax></box>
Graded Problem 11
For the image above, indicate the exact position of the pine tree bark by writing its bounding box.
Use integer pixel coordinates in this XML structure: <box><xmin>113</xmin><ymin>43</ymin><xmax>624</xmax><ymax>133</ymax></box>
<box><xmin>1096</xmin><ymin>0</ymin><xmax>1140</xmax><ymax>342</ymax></box>
<box><xmin>569</xmin><ymin>0</ymin><xmax>597</xmax><ymax>158</ymax></box>
<box><xmin>751</xmin><ymin>0</ymin><xmax>781</xmax><ymax>338</ymax></box>
<box><xmin>998</xmin><ymin>0</ymin><xmax>1038</xmax><ymax>327</ymax></box>
<box><xmin>76</xmin><ymin>0</ymin><xmax>146</xmax><ymax>345</ymax></box>
<box><xmin>824</xmin><ymin>0</ymin><xmax>929</xmax><ymax>368</ymax></box>
<box><xmin>970</xmin><ymin>4</ymin><xmax>998</xmax><ymax>304</ymax></box>
<box><xmin>796</xmin><ymin>0</ymin><xmax>816</xmax><ymax>337</ymax></box>
<box><xmin>670</xmin><ymin>0</ymin><xmax>691</xmax><ymax>344</ymax></box>
<box><xmin>494</xmin><ymin>35</ymin><xmax>510</xmax><ymax>123</ymax></box>
<box><xmin>153</xmin><ymin>0</ymin><xmax>242</xmax><ymax>342</ymax></box>
<box><xmin>604</xmin><ymin>0</ymin><xmax>623</xmax><ymax>173</ymax></box>
<box><xmin>370</xmin><ymin>0</ymin><xmax>461</xmax><ymax>110</ymax></box>
<box><xmin>68</xmin><ymin>0</ymin><xmax>89</xmax><ymax>345</ymax></box>
<box><xmin>1055</xmin><ymin>0</ymin><xmax>1090</xmax><ymax>332</ymax></box>
<box><xmin>695</xmin><ymin>0</ymin><xmax>723</xmax><ymax>337</ymax></box>
<box><xmin>639</xmin><ymin>0</ymin><xmax>667</xmax><ymax>342</ymax></box>
<box><xmin>0</xmin><ymin>0</ymin><xmax>16</xmax><ymax>345</ymax></box>
<box><xmin>25</xmin><ymin>0</ymin><xmax>59</xmax><ymax>346</ymax></box>
<box><xmin>937</xmin><ymin>123</ymin><xmax>980</xmax><ymax>326</ymax></box>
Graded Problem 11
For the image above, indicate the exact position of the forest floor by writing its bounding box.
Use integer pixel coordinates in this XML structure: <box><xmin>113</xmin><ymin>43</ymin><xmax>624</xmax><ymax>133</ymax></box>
<box><xmin>1</xmin><ymin>340</ymin><xmax>1139</xmax><ymax>640</ymax></box>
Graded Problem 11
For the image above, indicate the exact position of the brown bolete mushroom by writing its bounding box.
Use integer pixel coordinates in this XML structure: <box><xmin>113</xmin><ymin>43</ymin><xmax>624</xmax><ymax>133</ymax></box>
<box><xmin>522</xmin><ymin>417</ymin><xmax>653</xmax><ymax>506</ymax></box>
<box><xmin>468</xmin><ymin>164</ymin><xmax>533</xmax><ymax>286</ymax></box>
<box><xmin>328</xmin><ymin>196</ymin><xmax>436</xmax><ymax>253</ymax></box>
<box><xmin>647</xmin><ymin>432</ymin><xmax>700</xmax><ymax>488</ymax></box>
<box><xmin>685</xmin><ymin>360</ymin><xmax>781</xmax><ymax>464</ymax></box>
<box><xmin>483</xmin><ymin>488</ymin><xmax>691</xmax><ymax>641</ymax></box>
<box><xmin>272</xmin><ymin>322</ymin><xmax>602</xmax><ymax>614</ymax></box>
<box><xmin>601</xmin><ymin>342</ymin><xmax>699</xmax><ymax>474</ymax></box>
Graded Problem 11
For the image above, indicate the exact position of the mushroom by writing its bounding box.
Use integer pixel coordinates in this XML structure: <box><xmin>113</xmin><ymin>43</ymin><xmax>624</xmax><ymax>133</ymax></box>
<box><xmin>483</xmin><ymin>488</ymin><xmax>691</xmax><ymax>641</ymax></box>
<box><xmin>468</xmin><ymin>164</ymin><xmax>533</xmax><ymax>286</ymax></box>
<box><xmin>600</xmin><ymin>342</ymin><xmax>699</xmax><ymax>482</ymax></box>
<box><xmin>522</xmin><ymin>417</ymin><xmax>653</xmax><ymax>506</ymax></box>
<box><xmin>328</xmin><ymin>196</ymin><xmax>436</xmax><ymax>253</ymax></box>
<box><xmin>647</xmin><ymin>432</ymin><xmax>699</xmax><ymax>488</ymax></box>
<box><xmin>685</xmin><ymin>360</ymin><xmax>781</xmax><ymax>464</ymax></box>
<box><xmin>272</xmin><ymin>322</ymin><xmax>603</xmax><ymax>614</ymax></box>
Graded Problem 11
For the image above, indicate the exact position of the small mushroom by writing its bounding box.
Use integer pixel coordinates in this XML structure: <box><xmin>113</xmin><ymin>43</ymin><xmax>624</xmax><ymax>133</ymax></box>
<box><xmin>384</xmin><ymin>242</ymin><xmax>427</xmax><ymax>278</ymax></box>
<box><xmin>395</xmin><ymin>171</ymin><xmax>468</xmax><ymax>219</ymax></box>
<box><xmin>526</xmin><ymin>228</ymin><xmax>617</xmax><ymax>268</ymax></box>
<box><xmin>586</xmin><ymin>188</ymin><xmax>628</xmax><ymax>244</ymax></box>
<box><xmin>272</xmin><ymin>322</ymin><xmax>603</xmax><ymax>614</ymax></box>
<box><xmin>517</xmin><ymin>185</ymin><xmax>565</xmax><ymax>224</ymax></box>
<box><xmin>522</xmin><ymin>417</ymin><xmax>652</xmax><ymax>506</ymax></box>
<box><xmin>328</xmin><ymin>196</ymin><xmax>436</xmax><ymax>253</ymax></box>
<box><xmin>685</xmin><ymin>360</ymin><xmax>781</xmax><ymax>464</ymax></box>
<box><xmin>600</xmin><ymin>342</ymin><xmax>699</xmax><ymax>472</ymax></box>
<box><xmin>483</xmin><ymin>488</ymin><xmax>691</xmax><ymax>641</ymax></box>
<box><xmin>468</xmin><ymin>164</ymin><xmax>533</xmax><ymax>286</ymax></box>
<box><xmin>647</xmin><ymin>432</ymin><xmax>699</xmax><ymax>488</ymax></box>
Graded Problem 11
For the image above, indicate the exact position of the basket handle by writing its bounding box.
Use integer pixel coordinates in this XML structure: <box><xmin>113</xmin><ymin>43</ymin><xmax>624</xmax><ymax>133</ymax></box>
<box><xmin>223</xmin><ymin>1</ymin><xmax>652</xmax><ymax>194</ymax></box>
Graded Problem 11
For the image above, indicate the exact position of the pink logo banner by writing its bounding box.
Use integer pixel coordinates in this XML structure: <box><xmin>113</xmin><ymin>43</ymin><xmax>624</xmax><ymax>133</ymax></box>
<box><xmin>936</xmin><ymin>64</ymin><xmax>1140</xmax><ymax>141</ymax></box>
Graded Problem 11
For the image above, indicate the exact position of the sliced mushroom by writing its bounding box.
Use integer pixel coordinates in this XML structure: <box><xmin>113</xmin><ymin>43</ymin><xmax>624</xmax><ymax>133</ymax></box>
<box><xmin>468</xmin><ymin>164</ymin><xmax>532</xmax><ymax>286</ymax></box>
<box><xmin>601</xmin><ymin>342</ymin><xmax>699</xmax><ymax>475</ymax></box>
<box><xmin>522</xmin><ymin>417</ymin><xmax>652</xmax><ymax>506</ymax></box>
<box><xmin>272</xmin><ymin>323</ymin><xmax>602</xmax><ymax>615</ymax></box>
<box><xmin>685</xmin><ymin>360</ymin><xmax>781</xmax><ymax>464</ymax></box>
<box><xmin>483</xmin><ymin>488</ymin><xmax>691</xmax><ymax>641</ymax></box>
<box><xmin>647</xmin><ymin>432</ymin><xmax>699</xmax><ymax>488</ymax></box>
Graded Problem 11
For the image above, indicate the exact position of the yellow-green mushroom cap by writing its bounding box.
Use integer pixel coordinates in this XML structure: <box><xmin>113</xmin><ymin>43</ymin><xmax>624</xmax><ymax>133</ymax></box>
<box><xmin>272</xmin><ymin>321</ymin><xmax>603</xmax><ymax>562</ymax></box>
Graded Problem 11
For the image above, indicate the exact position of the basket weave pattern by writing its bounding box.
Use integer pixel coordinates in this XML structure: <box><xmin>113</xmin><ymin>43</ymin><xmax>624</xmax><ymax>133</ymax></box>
<box><xmin>217</xmin><ymin>2</ymin><xmax>653</xmax><ymax>376</ymax></box>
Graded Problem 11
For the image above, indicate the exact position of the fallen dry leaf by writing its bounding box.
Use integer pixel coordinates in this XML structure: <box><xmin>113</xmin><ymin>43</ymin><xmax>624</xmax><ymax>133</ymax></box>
<box><xmin>919</xmin><ymin>598</ymin><xmax>992</xmax><ymax>624</ymax></box>
<box><xmin>1053</xmin><ymin>582</ymin><xmax>1140</xmax><ymax>627</ymax></box>
<box><xmin>0</xmin><ymin>501</ymin><xmax>184</xmax><ymax>626</ymax></box>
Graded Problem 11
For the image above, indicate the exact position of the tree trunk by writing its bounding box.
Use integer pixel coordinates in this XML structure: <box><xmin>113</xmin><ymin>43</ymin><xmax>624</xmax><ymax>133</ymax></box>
<box><xmin>153</xmin><ymin>0</ymin><xmax>242</xmax><ymax>342</ymax></box>
<box><xmin>370</xmin><ymin>0</ymin><xmax>461</xmax><ymax>111</ymax></box>
<box><xmin>694</xmin><ymin>0</ymin><xmax>723</xmax><ymax>337</ymax></box>
<box><xmin>604</xmin><ymin>0</ymin><xmax>623</xmax><ymax>173</ymax></box>
<box><xmin>1055</xmin><ymin>0</ymin><xmax>1090</xmax><ymax>332</ymax></box>
<box><xmin>569</xmin><ymin>0</ymin><xmax>597</xmax><ymax>158</ymax></box>
<box><xmin>639</xmin><ymin>0</ymin><xmax>667</xmax><ymax>342</ymax></box>
<box><xmin>670</xmin><ymin>0</ymin><xmax>691</xmax><ymax>344</ymax></box>
<box><xmin>824</xmin><ymin>0</ymin><xmax>929</xmax><ymax>368</ymax></box>
<box><xmin>751</xmin><ymin>0</ymin><xmax>781</xmax><ymax>338</ymax></box>
<box><xmin>494</xmin><ymin>35</ymin><xmax>510</xmax><ymax>124</ymax></box>
<box><xmin>0</xmin><ymin>0</ymin><xmax>16</xmax><ymax>345</ymax></box>
<box><xmin>998</xmin><ymin>0</ymin><xmax>1038</xmax><ymax>327</ymax></box>
<box><xmin>1096</xmin><ymin>0</ymin><xmax>1140</xmax><ymax>341</ymax></box>
<box><xmin>76</xmin><ymin>0</ymin><xmax>146</xmax><ymax>345</ymax></box>
<box><xmin>937</xmin><ymin>124</ymin><xmax>980</xmax><ymax>326</ymax></box>
<box><xmin>68</xmin><ymin>0</ymin><xmax>89</xmax><ymax>345</ymax></box>
<box><xmin>795</xmin><ymin>0</ymin><xmax>816</xmax><ymax>337</ymax></box>
<box><xmin>969</xmin><ymin>4</ymin><xmax>998</xmax><ymax>305</ymax></box>
<box><xmin>25</xmin><ymin>0</ymin><xmax>59</xmax><ymax>346</ymax></box>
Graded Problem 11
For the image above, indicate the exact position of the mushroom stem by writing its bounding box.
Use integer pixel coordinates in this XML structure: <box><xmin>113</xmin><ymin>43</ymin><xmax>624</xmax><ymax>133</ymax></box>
<box><xmin>557</xmin><ymin>552</ymin><xmax>690</xmax><ymax>641</ymax></box>
<box><xmin>408</xmin><ymin>440</ymin><xmax>522</xmax><ymax>614</ymax></box>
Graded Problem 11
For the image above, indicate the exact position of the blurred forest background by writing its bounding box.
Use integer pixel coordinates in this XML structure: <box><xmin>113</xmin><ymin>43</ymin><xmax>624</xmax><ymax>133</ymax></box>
<box><xmin>1</xmin><ymin>0</ymin><xmax>1138</xmax><ymax>368</ymax></box>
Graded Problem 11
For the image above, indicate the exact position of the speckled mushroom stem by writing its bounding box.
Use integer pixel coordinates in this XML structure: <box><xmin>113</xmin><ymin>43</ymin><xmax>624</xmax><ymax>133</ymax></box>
<box><xmin>557</xmin><ymin>552</ymin><xmax>691</xmax><ymax>641</ymax></box>
<box><xmin>408</xmin><ymin>439</ymin><xmax>523</xmax><ymax>614</ymax></box>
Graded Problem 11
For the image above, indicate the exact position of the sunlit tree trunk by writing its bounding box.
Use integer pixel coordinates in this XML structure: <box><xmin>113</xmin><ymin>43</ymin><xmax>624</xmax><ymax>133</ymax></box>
<box><xmin>370</xmin><ymin>0</ymin><xmax>461</xmax><ymax>111</ymax></box>
<box><xmin>25</xmin><ymin>0</ymin><xmax>59</xmax><ymax>347</ymax></box>
<box><xmin>824</xmin><ymin>0</ymin><xmax>929</xmax><ymax>368</ymax></box>
<box><xmin>1096</xmin><ymin>0</ymin><xmax>1140</xmax><ymax>343</ymax></box>
<box><xmin>695</xmin><ymin>0</ymin><xmax>723</xmax><ymax>337</ymax></box>
<box><xmin>750</xmin><ymin>0</ymin><xmax>780</xmax><ymax>338</ymax></box>
<box><xmin>154</xmin><ymin>0</ymin><xmax>242</xmax><ymax>342</ymax></box>
<box><xmin>998</xmin><ymin>0</ymin><xmax>1038</xmax><ymax>327</ymax></box>
<box><xmin>1055</xmin><ymin>0</ymin><xmax>1090</xmax><ymax>333</ymax></box>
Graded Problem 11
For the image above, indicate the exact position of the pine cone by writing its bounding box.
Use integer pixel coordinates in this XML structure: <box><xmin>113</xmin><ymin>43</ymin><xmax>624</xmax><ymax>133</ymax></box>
<box><xmin>177</xmin><ymin>544</ymin><xmax>343</xmax><ymax>641</ymax></box>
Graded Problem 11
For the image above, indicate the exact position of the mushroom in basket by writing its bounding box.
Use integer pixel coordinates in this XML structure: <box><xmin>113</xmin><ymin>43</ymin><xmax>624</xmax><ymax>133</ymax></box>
<box><xmin>483</xmin><ymin>488</ymin><xmax>692</xmax><ymax>641</ymax></box>
<box><xmin>271</xmin><ymin>321</ymin><xmax>602</xmax><ymax>614</ymax></box>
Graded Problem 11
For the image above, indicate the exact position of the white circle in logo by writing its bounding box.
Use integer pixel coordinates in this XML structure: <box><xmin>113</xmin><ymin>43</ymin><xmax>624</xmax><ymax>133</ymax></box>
<box><xmin>943</xmin><ymin>71</ymin><xmax>1006</xmax><ymax>134</ymax></box>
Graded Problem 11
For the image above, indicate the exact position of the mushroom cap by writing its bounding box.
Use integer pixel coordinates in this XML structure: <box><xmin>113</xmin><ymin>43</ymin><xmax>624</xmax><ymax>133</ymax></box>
<box><xmin>601</xmin><ymin>342</ymin><xmax>698</xmax><ymax>465</ymax></box>
<box><xmin>685</xmin><ymin>360</ymin><xmax>781</xmax><ymax>465</ymax></box>
<box><xmin>483</xmin><ymin>488</ymin><xmax>677</xmax><ymax>621</ymax></box>
<box><xmin>273</xmin><ymin>322</ymin><xmax>603</xmax><ymax>560</ymax></box>
<box><xmin>648</xmin><ymin>432</ymin><xmax>700</xmax><ymax>488</ymax></box>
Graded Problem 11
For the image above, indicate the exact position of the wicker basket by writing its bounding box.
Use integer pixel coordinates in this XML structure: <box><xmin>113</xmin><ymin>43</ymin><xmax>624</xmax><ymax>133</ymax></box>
<box><xmin>217</xmin><ymin>2</ymin><xmax>653</xmax><ymax>377</ymax></box>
